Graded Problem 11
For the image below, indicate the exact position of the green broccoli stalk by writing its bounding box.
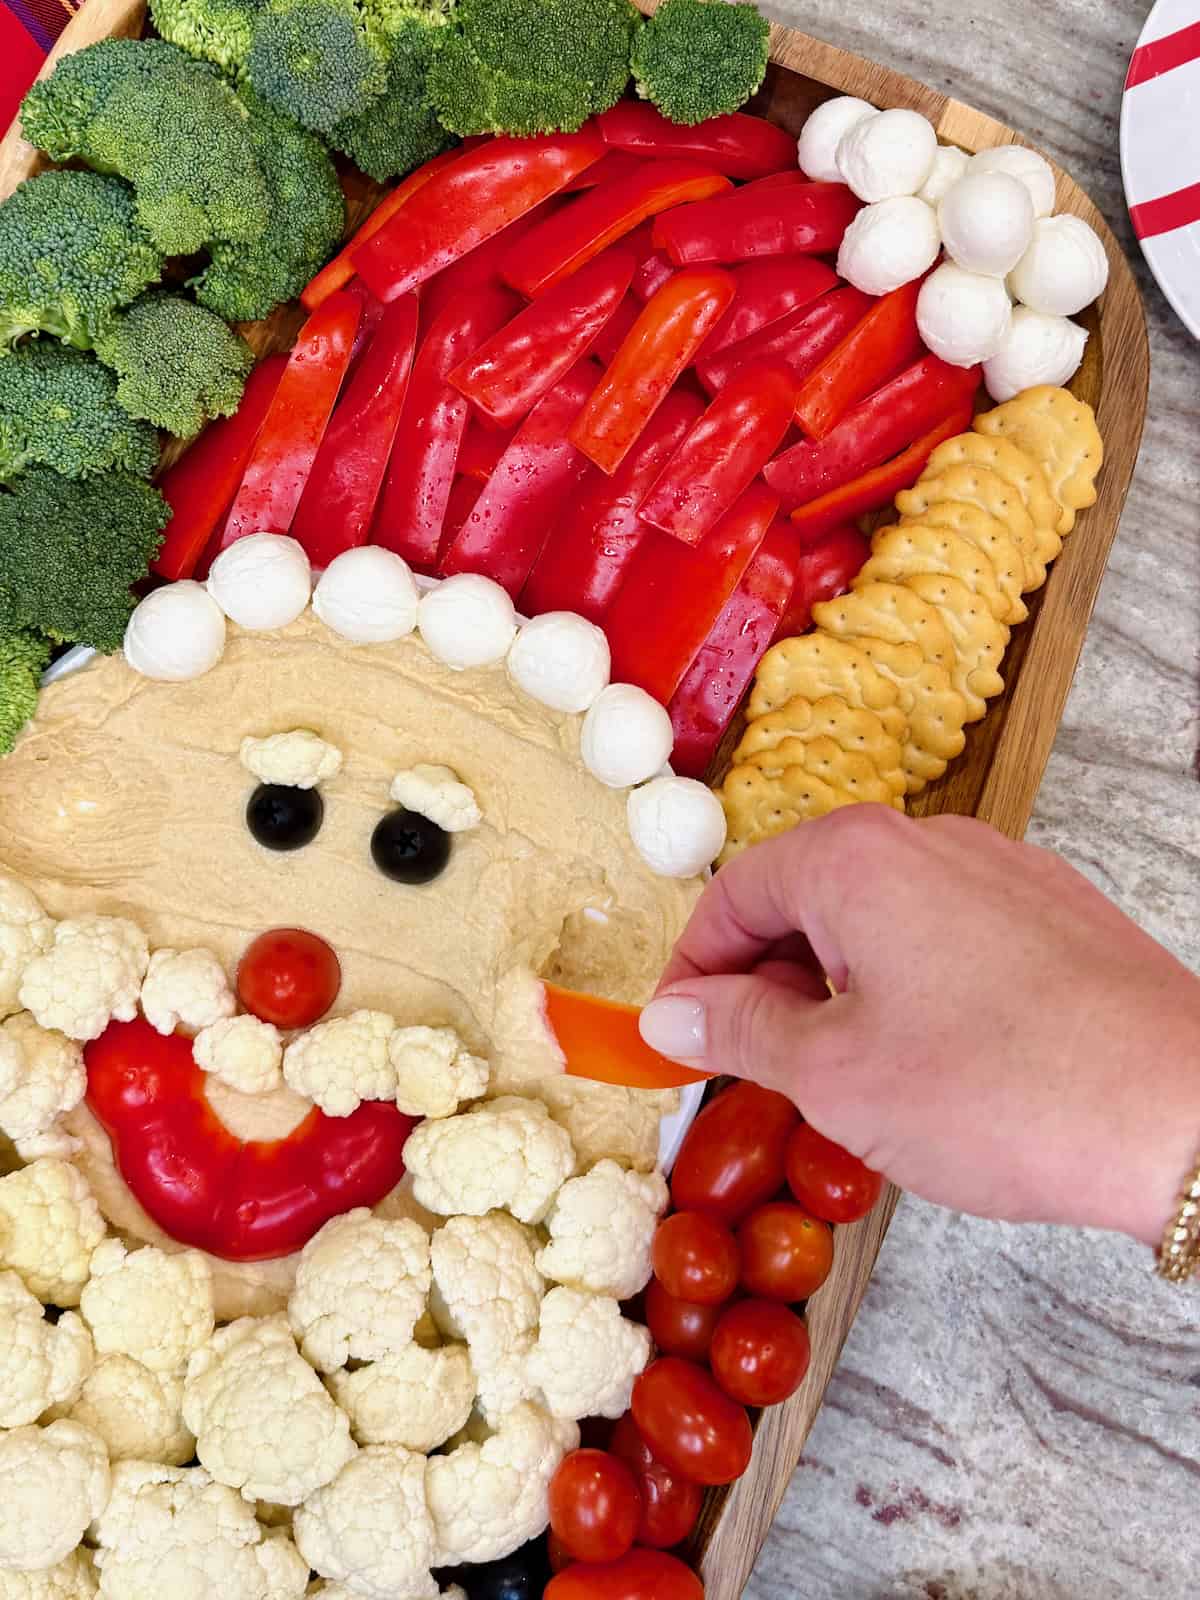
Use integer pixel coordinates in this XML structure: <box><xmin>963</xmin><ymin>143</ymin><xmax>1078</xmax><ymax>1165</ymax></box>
<box><xmin>0</xmin><ymin>170</ymin><xmax>164</xmax><ymax>353</ymax></box>
<box><xmin>0</xmin><ymin>469</ymin><xmax>169</xmax><ymax>654</ymax></box>
<box><xmin>247</xmin><ymin>0</ymin><xmax>389</xmax><ymax>134</ymax></box>
<box><xmin>329</xmin><ymin>1</ymin><xmax>455</xmax><ymax>183</ymax></box>
<box><xmin>631</xmin><ymin>0</ymin><xmax>770</xmax><ymax>124</ymax></box>
<box><xmin>0</xmin><ymin>627</ymin><xmax>52</xmax><ymax>756</ymax></box>
<box><xmin>0</xmin><ymin>343</ymin><xmax>160</xmax><ymax>483</ymax></box>
<box><xmin>93</xmin><ymin>292</ymin><xmax>255</xmax><ymax>439</ymax></box>
<box><xmin>426</xmin><ymin>0</ymin><xmax>639</xmax><ymax>137</ymax></box>
<box><xmin>148</xmin><ymin>0</ymin><xmax>265</xmax><ymax>78</ymax></box>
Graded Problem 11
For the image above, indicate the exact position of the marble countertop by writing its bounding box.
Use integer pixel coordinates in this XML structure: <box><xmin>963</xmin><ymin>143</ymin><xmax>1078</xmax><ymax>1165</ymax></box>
<box><xmin>750</xmin><ymin>2</ymin><xmax>1200</xmax><ymax>1596</ymax></box>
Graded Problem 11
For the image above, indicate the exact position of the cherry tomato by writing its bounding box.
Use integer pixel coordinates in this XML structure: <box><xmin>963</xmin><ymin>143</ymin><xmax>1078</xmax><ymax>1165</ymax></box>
<box><xmin>671</xmin><ymin>1082</ymin><xmax>800</xmax><ymax>1225</ymax></box>
<box><xmin>786</xmin><ymin>1122</ymin><xmax>884</xmax><ymax>1223</ymax></box>
<box><xmin>644</xmin><ymin>1277</ymin><xmax>722</xmax><ymax>1362</ymax></box>
<box><xmin>651</xmin><ymin>1212</ymin><xmax>739</xmax><ymax>1305</ymax></box>
<box><xmin>737</xmin><ymin>1201</ymin><xmax>834</xmax><ymax>1302</ymax></box>
<box><xmin>710</xmin><ymin>1299</ymin><xmax>812</xmax><ymax>1406</ymax></box>
<box><xmin>548</xmin><ymin>1532</ymin><xmax>576</xmax><ymax>1573</ymax></box>
<box><xmin>544</xmin><ymin>1547</ymin><xmax>704</xmax><ymax>1600</ymax></box>
<box><xmin>236</xmin><ymin>927</ymin><xmax>341</xmax><ymax>1028</ymax></box>
<box><xmin>632</xmin><ymin>1358</ymin><xmax>753</xmax><ymax>1486</ymax></box>
<box><xmin>610</xmin><ymin>1413</ymin><xmax>703</xmax><ymax>1550</ymax></box>
<box><xmin>548</xmin><ymin>1449</ymin><xmax>642</xmax><ymax>1564</ymax></box>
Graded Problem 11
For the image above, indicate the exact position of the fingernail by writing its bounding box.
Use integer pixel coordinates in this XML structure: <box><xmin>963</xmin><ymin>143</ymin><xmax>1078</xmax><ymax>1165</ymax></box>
<box><xmin>639</xmin><ymin>996</ymin><xmax>707</xmax><ymax>1061</ymax></box>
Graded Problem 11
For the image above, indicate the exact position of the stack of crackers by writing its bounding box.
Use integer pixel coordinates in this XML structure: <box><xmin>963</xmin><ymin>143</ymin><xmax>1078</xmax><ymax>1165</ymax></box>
<box><xmin>718</xmin><ymin>385</ymin><xmax>1104</xmax><ymax>862</ymax></box>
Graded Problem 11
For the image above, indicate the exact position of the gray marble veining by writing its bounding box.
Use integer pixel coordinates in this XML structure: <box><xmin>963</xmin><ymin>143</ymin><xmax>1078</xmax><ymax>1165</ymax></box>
<box><xmin>750</xmin><ymin>2</ymin><xmax>1200</xmax><ymax>1595</ymax></box>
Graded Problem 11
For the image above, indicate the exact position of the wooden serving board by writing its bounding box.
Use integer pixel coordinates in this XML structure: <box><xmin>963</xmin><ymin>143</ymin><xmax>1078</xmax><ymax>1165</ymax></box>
<box><xmin>0</xmin><ymin>4</ymin><xmax>1149</xmax><ymax>1594</ymax></box>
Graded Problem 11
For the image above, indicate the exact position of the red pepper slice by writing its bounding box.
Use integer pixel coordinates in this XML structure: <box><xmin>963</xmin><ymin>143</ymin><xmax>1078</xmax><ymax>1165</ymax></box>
<box><xmin>354</xmin><ymin>132</ymin><xmax>606</xmax><ymax>303</ymax></box>
<box><xmin>520</xmin><ymin>386</ymin><xmax>705</xmax><ymax>621</ymax></box>
<box><xmin>503</xmin><ymin>160</ymin><xmax>733</xmax><ymax>299</ymax></box>
<box><xmin>342</xmin><ymin>276</ymin><xmax>387</xmax><ymax>367</ymax></box>
<box><xmin>640</xmin><ymin>361</ymin><xmax>799</xmax><ymax>545</ymax></box>
<box><xmin>590</xmin><ymin>295</ymin><xmax>642</xmax><ymax>366</ymax></box>
<box><xmin>564</xmin><ymin>149</ymin><xmax>647</xmax><ymax>191</ymax></box>
<box><xmin>449</xmin><ymin>246</ymin><xmax>636</xmax><ymax>429</ymax></box>
<box><xmin>789</xmin><ymin>403</ymin><xmax>976</xmax><ymax>541</ymax></box>
<box><xmin>440</xmin><ymin>360</ymin><xmax>599</xmax><ymax>596</ymax></box>
<box><xmin>668</xmin><ymin>519</ymin><xmax>805</xmax><ymax>779</ymax></box>
<box><xmin>696</xmin><ymin>284</ymin><xmax>874</xmax><ymax>395</ymax></box>
<box><xmin>416</xmin><ymin>199</ymin><xmax>559</xmax><ymax>334</ymax></box>
<box><xmin>777</xmin><ymin>521</ymin><xmax>872</xmax><ymax>636</ymax></box>
<box><xmin>765</xmin><ymin>355</ymin><xmax>981</xmax><ymax>509</ymax></box>
<box><xmin>694</xmin><ymin>256</ymin><xmax>839</xmax><ymax>365</ymax></box>
<box><xmin>544</xmin><ymin>983</ymin><xmax>710</xmax><ymax>1089</ymax></box>
<box><xmin>597</xmin><ymin>104</ymin><xmax>799</xmax><ymax>181</ymax></box>
<box><xmin>569</xmin><ymin>267</ymin><xmax>735</xmax><ymax>474</ymax></box>
<box><xmin>221</xmin><ymin>290</ymin><xmax>362</xmax><ymax>549</ymax></box>
<box><xmin>633</xmin><ymin>244</ymin><xmax>675</xmax><ymax>303</ymax></box>
<box><xmin>605</xmin><ymin>479</ymin><xmax>779</xmax><ymax>703</ymax></box>
<box><xmin>373</xmin><ymin>282</ymin><xmax>520</xmax><ymax>573</ymax></box>
<box><xmin>793</xmin><ymin>278</ymin><xmax>925</xmax><ymax>439</ymax></box>
<box><xmin>441</xmin><ymin>475</ymin><xmax>483</xmax><ymax>555</ymax></box>
<box><xmin>86</xmin><ymin>1018</ymin><xmax>414</xmax><ymax>1262</ymax></box>
<box><xmin>456</xmin><ymin>419</ymin><xmax>519</xmax><ymax>482</ymax></box>
<box><xmin>653</xmin><ymin>180</ymin><xmax>861</xmax><ymax>266</ymax></box>
<box><xmin>152</xmin><ymin>354</ymin><xmax>287</xmax><ymax>581</ymax></box>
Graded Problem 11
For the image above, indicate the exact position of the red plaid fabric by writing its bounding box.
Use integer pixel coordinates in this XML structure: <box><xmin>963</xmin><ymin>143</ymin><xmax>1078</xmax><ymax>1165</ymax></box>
<box><xmin>1</xmin><ymin>0</ymin><xmax>80</xmax><ymax>137</ymax></box>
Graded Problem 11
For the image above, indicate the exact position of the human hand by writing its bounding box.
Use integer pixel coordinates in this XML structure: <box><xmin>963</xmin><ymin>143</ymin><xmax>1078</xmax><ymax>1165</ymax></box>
<box><xmin>639</xmin><ymin>806</ymin><xmax>1200</xmax><ymax>1245</ymax></box>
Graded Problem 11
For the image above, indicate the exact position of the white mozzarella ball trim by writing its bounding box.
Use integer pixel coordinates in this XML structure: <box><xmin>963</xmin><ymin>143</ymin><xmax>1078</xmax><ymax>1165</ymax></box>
<box><xmin>918</xmin><ymin>263</ymin><xmax>1013</xmax><ymax>366</ymax></box>
<box><xmin>837</xmin><ymin>107</ymin><xmax>937</xmax><ymax>201</ymax></box>
<box><xmin>938</xmin><ymin>171</ymin><xmax>1034</xmax><ymax>277</ymax></box>
<box><xmin>983</xmin><ymin>306</ymin><xmax>1089</xmax><ymax>402</ymax></box>
<box><xmin>918</xmin><ymin>144</ymin><xmax>969</xmax><ymax>206</ymax></box>
<box><xmin>1008</xmin><ymin>214</ymin><xmax>1109</xmax><ymax>317</ymax></box>
<box><xmin>627</xmin><ymin>777</ymin><xmax>727</xmax><ymax>879</ymax></box>
<box><xmin>507</xmin><ymin>612</ymin><xmax>611</xmax><ymax>714</ymax></box>
<box><xmin>581</xmin><ymin>685</ymin><xmax>673</xmax><ymax>790</ymax></box>
<box><xmin>968</xmin><ymin>145</ymin><xmax>1057</xmax><ymax>218</ymax></box>
<box><xmin>417</xmin><ymin>574</ymin><xmax>517</xmax><ymax>670</ymax></box>
<box><xmin>837</xmin><ymin>196</ymin><xmax>940</xmax><ymax>295</ymax></box>
<box><xmin>797</xmin><ymin>95</ymin><xmax>876</xmax><ymax>182</ymax></box>
<box><xmin>124</xmin><ymin>582</ymin><xmax>227</xmax><ymax>682</ymax></box>
<box><xmin>313</xmin><ymin>547</ymin><xmax>419</xmax><ymax>643</ymax></box>
<box><xmin>206</xmin><ymin>534</ymin><xmax>312</xmax><ymax>630</ymax></box>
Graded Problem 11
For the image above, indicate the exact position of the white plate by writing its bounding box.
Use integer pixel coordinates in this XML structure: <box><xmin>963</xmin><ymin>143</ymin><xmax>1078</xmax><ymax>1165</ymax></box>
<box><xmin>1120</xmin><ymin>0</ymin><xmax>1200</xmax><ymax>338</ymax></box>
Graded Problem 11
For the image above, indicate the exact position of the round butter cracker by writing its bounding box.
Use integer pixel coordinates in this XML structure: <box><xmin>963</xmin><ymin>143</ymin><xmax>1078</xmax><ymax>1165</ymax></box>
<box><xmin>735</xmin><ymin>694</ymin><xmax>906</xmax><ymax>799</ymax></box>
<box><xmin>719</xmin><ymin>761</ymin><xmax>860</xmax><ymax>864</ymax></box>
<box><xmin>924</xmin><ymin>432</ymin><xmax>1061</xmax><ymax>575</ymax></box>
<box><xmin>897</xmin><ymin>502</ymin><xmax>1027</xmax><ymax>624</ymax></box>
<box><xmin>900</xmin><ymin>571</ymin><xmax>1010</xmax><ymax>720</ymax></box>
<box><xmin>896</xmin><ymin>463</ymin><xmax>1038</xmax><ymax>592</ymax></box>
<box><xmin>744</xmin><ymin>734</ymin><xmax>904</xmax><ymax>808</ymax></box>
<box><xmin>973</xmin><ymin>385</ymin><xmax>1102</xmax><ymax>535</ymax></box>
<box><xmin>748</xmin><ymin>632</ymin><xmax>905</xmax><ymax>744</ymax></box>
<box><xmin>860</xmin><ymin>523</ymin><xmax>1012</xmax><ymax>626</ymax></box>
<box><xmin>811</xmin><ymin>581</ymin><xmax>956</xmax><ymax>675</ymax></box>
<box><xmin>854</xmin><ymin>638</ymin><xmax>968</xmax><ymax>792</ymax></box>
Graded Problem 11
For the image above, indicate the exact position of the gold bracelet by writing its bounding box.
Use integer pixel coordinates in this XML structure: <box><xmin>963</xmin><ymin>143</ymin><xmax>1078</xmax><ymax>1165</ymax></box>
<box><xmin>1157</xmin><ymin>1154</ymin><xmax>1200</xmax><ymax>1282</ymax></box>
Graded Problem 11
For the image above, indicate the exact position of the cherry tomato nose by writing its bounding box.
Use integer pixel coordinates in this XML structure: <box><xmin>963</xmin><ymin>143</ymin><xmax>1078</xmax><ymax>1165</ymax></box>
<box><xmin>237</xmin><ymin>928</ymin><xmax>342</xmax><ymax>1030</ymax></box>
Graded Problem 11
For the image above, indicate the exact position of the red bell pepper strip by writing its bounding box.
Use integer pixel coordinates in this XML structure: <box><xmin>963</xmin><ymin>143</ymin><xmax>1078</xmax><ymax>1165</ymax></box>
<box><xmin>653</xmin><ymin>180</ymin><xmax>862</xmax><ymax>266</ymax></box>
<box><xmin>353</xmin><ymin>133</ymin><xmax>606</xmax><ymax>303</ymax></box>
<box><xmin>696</xmin><ymin>284</ymin><xmax>874</xmax><ymax>395</ymax></box>
<box><xmin>597</xmin><ymin>104</ymin><xmax>799</xmax><ymax>181</ymax></box>
<box><xmin>764</xmin><ymin>355</ymin><xmax>982</xmax><ymax>509</ymax></box>
<box><xmin>569</xmin><ymin>267</ymin><xmax>735</xmax><ymax>474</ymax></box>
<box><xmin>693</xmin><ymin>256</ymin><xmax>839</xmax><ymax>365</ymax></box>
<box><xmin>520</xmin><ymin>386</ymin><xmax>705</xmax><ymax>621</ymax></box>
<box><xmin>605</xmin><ymin>480</ymin><xmax>779</xmax><ymax>703</ymax></box>
<box><xmin>221</xmin><ymin>291</ymin><xmax>362</xmax><ymax>549</ymax></box>
<box><xmin>417</xmin><ymin>198</ymin><xmax>561</xmax><ymax>334</ymax></box>
<box><xmin>668</xmin><ymin>520</ymin><xmax>805</xmax><ymax>779</ymax></box>
<box><xmin>633</xmin><ymin>244</ymin><xmax>675</xmax><ymax>303</ymax></box>
<box><xmin>544</xmin><ymin>983</ymin><xmax>710</xmax><ymax>1089</ymax></box>
<box><xmin>640</xmin><ymin>361</ymin><xmax>799</xmax><ymax>545</ymax></box>
<box><xmin>793</xmin><ymin>278</ymin><xmax>925</xmax><ymax>438</ymax></box>
<box><xmin>456</xmin><ymin>419</ymin><xmax>519</xmax><ymax>482</ymax></box>
<box><xmin>449</xmin><ymin>246</ymin><xmax>636</xmax><ymax>429</ymax></box>
<box><xmin>152</xmin><ymin>354</ymin><xmax>287</xmax><ymax>580</ymax></box>
<box><xmin>564</xmin><ymin>149</ymin><xmax>647</xmax><ymax>191</ymax></box>
<box><xmin>288</xmin><ymin>295</ymin><xmax>419</xmax><ymax>568</ymax></box>
<box><xmin>341</xmin><ymin>276</ymin><xmax>387</xmax><ymax>367</ymax></box>
<box><xmin>776</xmin><ymin>521</ymin><xmax>872</xmax><ymax>637</ymax></box>
<box><xmin>502</xmin><ymin>161</ymin><xmax>733</xmax><ymax>299</ymax></box>
<box><xmin>373</xmin><ymin>283</ymin><xmax>520</xmax><ymax>573</ymax></box>
<box><xmin>441</xmin><ymin>475</ymin><xmax>484</xmax><ymax>556</ymax></box>
<box><xmin>789</xmin><ymin>403</ymin><xmax>976</xmax><ymax>541</ymax></box>
<box><xmin>86</xmin><ymin>1018</ymin><xmax>414</xmax><ymax>1262</ymax></box>
<box><xmin>440</xmin><ymin>360</ymin><xmax>599</xmax><ymax>596</ymax></box>
<box><xmin>590</xmin><ymin>295</ymin><xmax>642</xmax><ymax>366</ymax></box>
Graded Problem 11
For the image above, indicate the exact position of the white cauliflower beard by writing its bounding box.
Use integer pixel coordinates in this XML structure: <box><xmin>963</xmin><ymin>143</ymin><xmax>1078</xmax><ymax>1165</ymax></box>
<box><xmin>535</xmin><ymin>1161</ymin><xmax>668</xmax><ymax>1300</ymax></box>
<box><xmin>329</xmin><ymin>1343</ymin><xmax>475</xmax><ymax>1452</ymax></box>
<box><xmin>282</xmin><ymin>1012</ymin><xmax>396</xmax><ymax>1118</ymax></box>
<box><xmin>0</xmin><ymin>876</ymin><xmax>54</xmax><ymax>1021</ymax></box>
<box><xmin>0</xmin><ymin>1159</ymin><xmax>106</xmax><ymax>1307</ymax></box>
<box><xmin>80</xmin><ymin>1240</ymin><xmax>215</xmax><ymax>1373</ymax></box>
<box><xmin>59</xmin><ymin>1357</ymin><xmax>195</xmax><ymax>1466</ymax></box>
<box><xmin>527</xmin><ymin>1288</ymin><xmax>653</xmax><ymax>1422</ymax></box>
<box><xmin>0</xmin><ymin>1271</ymin><xmax>92</xmax><ymax>1428</ymax></box>
<box><xmin>294</xmin><ymin>1447</ymin><xmax>438</xmax><ymax>1600</ymax></box>
<box><xmin>404</xmin><ymin>1098</ymin><xmax>575</xmax><ymax>1226</ymax></box>
<box><xmin>0</xmin><ymin>1421</ymin><xmax>110</xmax><ymax>1572</ymax></box>
<box><xmin>389</xmin><ymin>1028</ymin><xmax>489</xmax><ymax>1121</ymax></box>
<box><xmin>18</xmin><ymin>918</ymin><xmax>148</xmax><ymax>1043</ymax></box>
<box><xmin>0</xmin><ymin>1015</ymin><xmax>85</xmax><ymax>1145</ymax></box>
<box><xmin>0</xmin><ymin>1549</ymin><xmax>97</xmax><ymax>1599</ymax></box>
<box><xmin>139</xmin><ymin>948</ymin><xmax>235</xmax><ymax>1037</ymax></box>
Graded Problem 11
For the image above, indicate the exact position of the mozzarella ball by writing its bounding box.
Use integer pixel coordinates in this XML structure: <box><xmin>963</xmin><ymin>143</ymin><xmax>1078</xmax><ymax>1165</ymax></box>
<box><xmin>968</xmin><ymin>145</ymin><xmax>1057</xmax><ymax>218</ymax></box>
<box><xmin>938</xmin><ymin>171</ymin><xmax>1034</xmax><ymax>276</ymax></box>
<box><xmin>417</xmin><ymin>573</ymin><xmax>517</xmax><ymax>670</ymax></box>
<box><xmin>797</xmin><ymin>95</ymin><xmax>876</xmax><ymax>182</ymax></box>
<box><xmin>837</xmin><ymin>196</ymin><xmax>941</xmax><ymax>295</ymax></box>
<box><xmin>581</xmin><ymin>685</ymin><xmax>674</xmax><ymax>789</ymax></box>
<box><xmin>918</xmin><ymin>263</ymin><xmax>1013</xmax><ymax>366</ymax></box>
<box><xmin>507</xmin><ymin>612</ymin><xmax>611</xmax><ymax>714</ymax></box>
<box><xmin>627</xmin><ymin>777</ymin><xmax>727</xmax><ymax>879</ymax></box>
<box><xmin>206</xmin><ymin>534</ymin><xmax>312</xmax><ymax>630</ymax></box>
<box><xmin>918</xmin><ymin>144</ymin><xmax>969</xmax><ymax>206</ymax></box>
<box><xmin>983</xmin><ymin>306</ymin><xmax>1088</xmax><ymax>402</ymax></box>
<box><xmin>1007</xmin><ymin>214</ymin><xmax>1109</xmax><ymax>316</ymax></box>
<box><xmin>313</xmin><ymin>547</ymin><xmax>419</xmax><ymax>644</ymax></box>
<box><xmin>837</xmin><ymin>107</ymin><xmax>937</xmax><ymax>201</ymax></box>
<box><xmin>124</xmin><ymin>582</ymin><xmax>226</xmax><ymax>681</ymax></box>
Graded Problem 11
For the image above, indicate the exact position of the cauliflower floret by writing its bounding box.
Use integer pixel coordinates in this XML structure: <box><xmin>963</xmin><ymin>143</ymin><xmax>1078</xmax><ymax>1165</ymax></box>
<box><xmin>19</xmin><ymin>919</ymin><xmax>148</xmax><ymax>1043</ymax></box>
<box><xmin>329</xmin><ymin>1343</ymin><xmax>474</xmax><ymax>1452</ymax></box>
<box><xmin>425</xmin><ymin>1402</ymin><xmax>579</xmax><ymax>1567</ymax></box>
<box><xmin>282</xmin><ymin>1011</ymin><xmax>396</xmax><ymax>1117</ymax></box>
<box><xmin>0</xmin><ymin>1159</ymin><xmax>106</xmax><ymax>1307</ymax></box>
<box><xmin>59</xmin><ymin>1357</ymin><xmax>194</xmax><ymax>1466</ymax></box>
<box><xmin>80</xmin><ymin>1241</ymin><xmax>214</xmax><ymax>1373</ymax></box>
<box><xmin>527</xmin><ymin>1288</ymin><xmax>652</xmax><ymax>1422</ymax></box>
<box><xmin>389</xmin><ymin>1027</ymin><xmax>489</xmax><ymax>1120</ymax></box>
<box><xmin>193</xmin><ymin>1015</ymin><xmax>283</xmax><ymax>1095</ymax></box>
<box><xmin>535</xmin><ymin>1160</ymin><xmax>668</xmax><ymax>1300</ymax></box>
<box><xmin>534</xmin><ymin>1079</ymin><xmax>678</xmax><ymax>1174</ymax></box>
<box><xmin>287</xmin><ymin>1210</ymin><xmax>431</xmax><ymax>1374</ymax></box>
<box><xmin>0</xmin><ymin>1271</ymin><xmax>92</xmax><ymax>1427</ymax></box>
<box><xmin>240</xmin><ymin>731</ymin><xmax>343</xmax><ymax>790</ymax></box>
<box><xmin>389</xmin><ymin>765</ymin><xmax>481</xmax><ymax>833</ymax></box>
<box><xmin>294</xmin><ymin>1447</ymin><xmax>437</xmax><ymax>1600</ymax></box>
<box><xmin>0</xmin><ymin>1549</ymin><xmax>97</xmax><ymax>1599</ymax></box>
<box><xmin>0</xmin><ymin>877</ymin><xmax>54</xmax><ymax>1022</ymax></box>
<box><xmin>183</xmin><ymin>1315</ymin><xmax>356</xmax><ymax>1506</ymax></box>
<box><xmin>404</xmin><ymin>1097</ymin><xmax>575</xmax><ymax>1225</ymax></box>
<box><xmin>12</xmin><ymin>1125</ymin><xmax>82</xmax><ymax>1164</ymax></box>
<box><xmin>93</xmin><ymin>1461</ymin><xmax>308</xmax><ymax>1600</ymax></box>
<box><xmin>0</xmin><ymin>1421</ymin><xmax>110</xmax><ymax>1572</ymax></box>
<box><xmin>0</xmin><ymin>1015</ymin><xmax>85</xmax><ymax>1145</ymax></box>
<box><xmin>139</xmin><ymin>949</ymin><xmax>235</xmax><ymax>1037</ymax></box>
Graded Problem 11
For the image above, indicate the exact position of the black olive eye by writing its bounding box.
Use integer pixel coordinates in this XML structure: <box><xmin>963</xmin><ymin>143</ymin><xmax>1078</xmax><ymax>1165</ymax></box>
<box><xmin>247</xmin><ymin>784</ymin><xmax>324</xmax><ymax>851</ymax></box>
<box><xmin>371</xmin><ymin>808</ymin><xmax>450</xmax><ymax>884</ymax></box>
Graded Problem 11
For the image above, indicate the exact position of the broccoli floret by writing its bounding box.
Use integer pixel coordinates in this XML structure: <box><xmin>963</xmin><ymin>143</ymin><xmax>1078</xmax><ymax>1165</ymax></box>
<box><xmin>329</xmin><ymin>6</ymin><xmax>454</xmax><ymax>183</ymax></box>
<box><xmin>149</xmin><ymin>0</ymin><xmax>265</xmax><ymax>77</ymax></box>
<box><xmin>192</xmin><ymin>89</ymin><xmax>345</xmax><ymax>321</ymax></box>
<box><xmin>94</xmin><ymin>291</ymin><xmax>254</xmax><ymax>438</ymax></box>
<box><xmin>631</xmin><ymin>0</ymin><xmax>770</xmax><ymax>124</ymax></box>
<box><xmin>426</xmin><ymin>0</ymin><xmax>638</xmax><ymax>137</ymax></box>
<box><xmin>17</xmin><ymin>38</ymin><xmax>173</xmax><ymax>159</ymax></box>
<box><xmin>0</xmin><ymin>343</ymin><xmax>160</xmax><ymax>483</ymax></box>
<box><xmin>247</xmin><ymin>0</ymin><xmax>389</xmax><ymax>134</ymax></box>
<box><xmin>0</xmin><ymin>469</ymin><xmax>169</xmax><ymax>653</ymax></box>
<box><xmin>0</xmin><ymin>170</ymin><xmax>164</xmax><ymax>352</ymax></box>
<box><xmin>0</xmin><ymin>627</ymin><xmax>51</xmax><ymax>755</ymax></box>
